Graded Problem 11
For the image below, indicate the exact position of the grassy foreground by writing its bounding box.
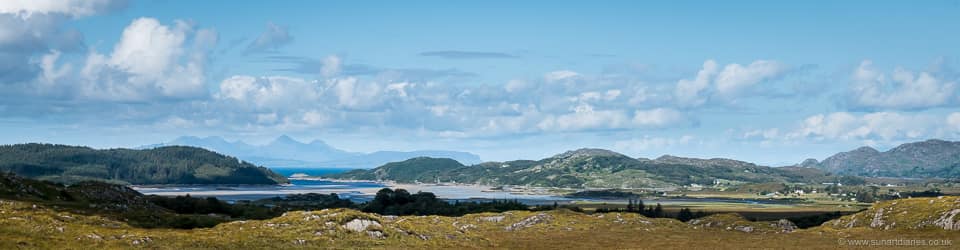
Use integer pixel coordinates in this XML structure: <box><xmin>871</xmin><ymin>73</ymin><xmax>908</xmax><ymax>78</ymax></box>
<box><xmin>1</xmin><ymin>197</ymin><xmax>958</xmax><ymax>249</ymax></box>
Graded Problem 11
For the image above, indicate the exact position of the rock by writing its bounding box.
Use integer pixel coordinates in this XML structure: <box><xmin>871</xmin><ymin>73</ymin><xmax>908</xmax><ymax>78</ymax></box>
<box><xmin>85</xmin><ymin>234</ymin><xmax>103</xmax><ymax>241</ymax></box>
<box><xmin>366</xmin><ymin>231</ymin><xmax>384</xmax><ymax>239</ymax></box>
<box><xmin>478</xmin><ymin>215</ymin><xmax>505</xmax><ymax>223</ymax></box>
<box><xmin>505</xmin><ymin>213</ymin><xmax>551</xmax><ymax>231</ymax></box>
<box><xmin>775</xmin><ymin>219</ymin><xmax>797</xmax><ymax>233</ymax></box>
<box><xmin>869</xmin><ymin>209</ymin><xmax>885</xmax><ymax>228</ymax></box>
<box><xmin>343</xmin><ymin>219</ymin><xmax>382</xmax><ymax>232</ymax></box>
<box><xmin>734</xmin><ymin>226</ymin><xmax>753</xmax><ymax>233</ymax></box>
<box><xmin>933</xmin><ymin>209</ymin><xmax>960</xmax><ymax>230</ymax></box>
<box><xmin>457</xmin><ymin>223</ymin><xmax>477</xmax><ymax>231</ymax></box>
<box><xmin>293</xmin><ymin>239</ymin><xmax>307</xmax><ymax>245</ymax></box>
<box><xmin>844</xmin><ymin>218</ymin><xmax>859</xmax><ymax>228</ymax></box>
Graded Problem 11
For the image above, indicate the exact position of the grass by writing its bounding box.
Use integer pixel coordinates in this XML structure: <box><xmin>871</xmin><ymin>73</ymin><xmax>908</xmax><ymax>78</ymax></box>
<box><xmin>2</xmin><ymin>196</ymin><xmax>959</xmax><ymax>249</ymax></box>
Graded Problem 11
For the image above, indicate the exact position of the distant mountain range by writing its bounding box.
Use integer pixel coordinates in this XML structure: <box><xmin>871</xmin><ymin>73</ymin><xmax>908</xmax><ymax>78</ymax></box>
<box><xmin>797</xmin><ymin>139</ymin><xmax>960</xmax><ymax>178</ymax></box>
<box><xmin>140</xmin><ymin>135</ymin><xmax>482</xmax><ymax>168</ymax></box>
<box><xmin>326</xmin><ymin>148</ymin><xmax>841</xmax><ymax>188</ymax></box>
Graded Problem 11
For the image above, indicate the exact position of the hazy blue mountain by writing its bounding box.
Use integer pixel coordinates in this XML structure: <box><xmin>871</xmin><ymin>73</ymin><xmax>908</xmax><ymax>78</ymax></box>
<box><xmin>805</xmin><ymin>139</ymin><xmax>960</xmax><ymax>178</ymax></box>
<box><xmin>143</xmin><ymin>135</ymin><xmax>482</xmax><ymax>168</ymax></box>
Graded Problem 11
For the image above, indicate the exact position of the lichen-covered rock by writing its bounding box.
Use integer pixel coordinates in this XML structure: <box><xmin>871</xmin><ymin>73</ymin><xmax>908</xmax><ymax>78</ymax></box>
<box><xmin>933</xmin><ymin>209</ymin><xmax>960</xmax><ymax>230</ymax></box>
<box><xmin>869</xmin><ymin>209</ymin><xmax>885</xmax><ymax>228</ymax></box>
<box><xmin>505</xmin><ymin>213</ymin><xmax>551</xmax><ymax>231</ymax></box>
<box><xmin>478</xmin><ymin>215</ymin><xmax>505</xmax><ymax>223</ymax></box>
<box><xmin>774</xmin><ymin>219</ymin><xmax>797</xmax><ymax>233</ymax></box>
<box><xmin>344</xmin><ymin>218</ymin><xmax>382</xmax><ymax>232</ymax></box>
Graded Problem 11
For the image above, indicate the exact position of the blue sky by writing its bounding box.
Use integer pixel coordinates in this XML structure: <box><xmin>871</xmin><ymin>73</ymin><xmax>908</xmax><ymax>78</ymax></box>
<box><xmin>2</xmin><ymin>0</ymin><xmax>960</xmax><ymax>165</ymax></box>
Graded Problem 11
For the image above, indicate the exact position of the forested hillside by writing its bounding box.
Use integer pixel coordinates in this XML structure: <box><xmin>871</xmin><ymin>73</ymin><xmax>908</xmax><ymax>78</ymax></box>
<box><xmin>0</xmin><ymin>143</ymin><xmax>287</xmax><ymax>185</ymax></box>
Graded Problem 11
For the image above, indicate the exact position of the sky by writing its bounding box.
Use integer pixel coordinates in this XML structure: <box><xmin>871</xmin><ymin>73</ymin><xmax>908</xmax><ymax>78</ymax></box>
<box><xmin>1</xmin><ymin>0</ymin><xmax>960</xmax><ymax>165</ymax></box>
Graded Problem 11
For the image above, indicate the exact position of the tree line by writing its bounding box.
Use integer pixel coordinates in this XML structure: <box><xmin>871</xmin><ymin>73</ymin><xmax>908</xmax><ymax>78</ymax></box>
<box><xmin>594</xmin><ymin>199</ymin><xmax>707</xmax><ymax>222</ymax></box>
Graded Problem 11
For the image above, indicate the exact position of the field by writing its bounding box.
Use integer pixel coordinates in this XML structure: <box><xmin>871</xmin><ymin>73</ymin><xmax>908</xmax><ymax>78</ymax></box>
<box><xmin>2</xmin><ymin>196</ymin><xmax>958</xmax><ymax>249</ymax></box>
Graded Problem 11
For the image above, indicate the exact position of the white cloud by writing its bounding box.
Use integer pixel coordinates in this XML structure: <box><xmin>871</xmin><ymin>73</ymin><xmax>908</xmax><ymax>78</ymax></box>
<box><xmin>714</xmin><ymin>60</ymin><xmax>786</xmax><ymax>97</ymax></box>
<box><xmin>0</xmin><ymin>0</ymin><xmax>125</xmax><ymax>17</ymax></box>
<box><xmin>386</xmin><ymin>82</ymin><xmax>411</xmax><ymax>97</ymax></box>
<box><xmin>78</xmin><ymin>17</ymin><xmax>211</xmax><ymax>100</ymax></box>
<box><xmin>536</xmin><ymin>104</ymin><xmax>685</xmax><ymax>132</ymax></box>
<box><xmin>948</xmin><ymin>112</ymin><xmax>960</xmax><ymax>132</ymax></box>
<box><xmin>632</xmin><ymin>108</ymin><xmax>685</xmax><ymax>127</ymax></box>
<box><xmin>108</xmin><ymin>18</ymin><xmax>184</xmax><ymax>80</ymax></box>
<box><xmin>504</xmin><ymin>79</ymin><xmax>529</xmax><ymax>93</ymax></box>
<box><xmin>574</xmin><ymin>89</ymin><xmax>621</xmax><ymax>103</ymax></box>
<box><xmin>39</xmin><ymin>50</ymin><xmax>70</xmax><ymax>84</ymax></box>
<box><xmin>320</xmin><ymin>55</ymin><xmax>341</xmax><ymax>77</ymax></box>
<box><xmin>674</xmin><ymin>60</ymin><xmax>718</xmax><ymax>107</ymax></box>
<box><xmin>674</xmin><ymin>59</ymin><xmax>788</xmax><ymax>107</ymax></box>
<box><xmin>330</xmin><ymin>77</ymin><xmax>383</xmax><ymax>109</ymax></box>
<box><xmin>246</xmin><ymin>22</ymin><xmax>292</xmax><ymax>53</ymax></box>
<box><xmin>538</xmin><ymin>104</ymin><xmax>630</xmax><ymax>131</ymax></box>
<box><xmin>0</xmin><ymin>1</ymin><xmax>125</xmax><ymax>85</ymax></box>
<box><xmin>544</xmin><ymin>70</ymin><xmax>580</xmax><ymax>82</ymax></box>
<box><xmin>301</xmin><ymin>110</ymin><xmax>328</xmax><ymax>126</ymax></box>
<box><xmin>256</xmin><ymin>113</ymin><xmax>278</xmax><ymax>124</ymax></box>
<box><xmin>741</xmin><ymin>128</ymin><xmax>780</xmax><ymax>141</ymax></box>
<box><xmin>781</xmin><ymin>112</ymin><xmax>937</xmax><ymax>141</ymax></box>
<box><xmin>849</xmin><ymin>60</ymin><xmax>957</xmax><ymax>109</ymax></box>
<box><xmin>218</xmin><ymin>75</ymin><xmax>321</xmax><ymax>110</ymax></box>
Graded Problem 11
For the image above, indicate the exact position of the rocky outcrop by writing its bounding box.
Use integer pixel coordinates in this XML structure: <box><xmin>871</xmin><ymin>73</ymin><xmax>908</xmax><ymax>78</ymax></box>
<box><xmin>478</xmin><ymin>215</ymin><xmax>505</xmax><ymax>223</ymax></box>
<box><xmin>774</xmin><ymin>219</ymin><xmax>797</xmax><ymax>233</ymax></box>
<box><xmin>343</xmin><ymin>218</ymin><xmax>384</xmax><ymax>239</ymax></box>
<box><xmin>825</xmin><ymin>197</ymin><xmax>960</xmax><ymax>231</ymax></box>
<box><xmin>505</xmin><ymin>213</ymin><xmax>551</xmax><ymax>231</ymax></box>
<box><xmin>933</xmin><ymin>209</ymin><xmax>960</xmax><ymax>230</ymax></box>
<box><xmin>688</xmin><ymin>213</ymin><xmax>797</xmax><ymax>234</ymax></box>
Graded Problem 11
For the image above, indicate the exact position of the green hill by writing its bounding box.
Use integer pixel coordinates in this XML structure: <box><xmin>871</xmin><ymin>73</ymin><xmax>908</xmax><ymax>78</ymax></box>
<box><xmin>802</xmin><ymin>139</ymin><xmax>960</xmax><ymax>178</ymax></box>
<box><xmin>0</xmin><ymin>143</ymin><xmax>287</xmax><ymax>185</ymax></box>
<box><xmin>325</xmin><ymin>148</ymin><xmax>839</xmax><ymax>188</ymax></box>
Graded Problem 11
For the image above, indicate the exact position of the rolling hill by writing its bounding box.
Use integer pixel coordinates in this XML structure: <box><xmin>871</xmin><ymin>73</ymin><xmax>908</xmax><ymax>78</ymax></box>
<box><xmin>0</xmin><ymin>143</ymin><xmax>287</xmax><ymax>185</ymax></box>
<box><xmin>325</xmin><ymin>148</ymin><xmax>841</xmax><ymax>188</ymax></box>
<box><xmin>798</xmin><ymin>139</ymin><xmax>960</xmax><ymax>178</ymax></box>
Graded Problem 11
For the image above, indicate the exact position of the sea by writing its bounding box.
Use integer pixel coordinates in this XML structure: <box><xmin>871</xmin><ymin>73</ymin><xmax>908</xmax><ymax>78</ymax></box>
<box><xmin>132</xmin><ymin>167</ymin><xmax>800</xmax><ymax>207</ymax></box>
<box><xmin>133</xmin><ymin>167</ymin><xmax>571</xmax><ymax>204</ymax></box>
